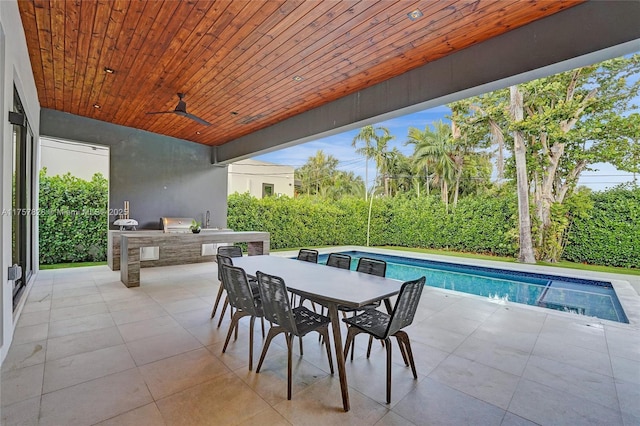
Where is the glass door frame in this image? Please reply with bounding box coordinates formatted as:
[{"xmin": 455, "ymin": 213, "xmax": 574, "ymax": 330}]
[{"xmin": 11, "ymin": 86, "xmax": 34, "ymax": 310}]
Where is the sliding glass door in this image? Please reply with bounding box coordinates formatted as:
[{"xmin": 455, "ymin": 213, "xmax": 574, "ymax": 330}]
[{"xmin": 11, "ymin": 87, "xmax": 34, "ymax": 309}]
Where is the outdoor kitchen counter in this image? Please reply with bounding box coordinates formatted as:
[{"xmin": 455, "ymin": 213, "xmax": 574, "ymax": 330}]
[{"xmin": 117, "ymin": 230, "xmax": 270, "ymax": 287}]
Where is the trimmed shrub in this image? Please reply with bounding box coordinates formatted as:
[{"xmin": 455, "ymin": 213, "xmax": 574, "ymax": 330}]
[
  {"xmin": 227, "ymin": 192, "xmax": 519, "ymax": 257},
  {"xmin": 564, "ymin": 186, "xmax": 640, "ymax": 268},
  {"xmin": 39, "ymin": 170, "xmax": 108, "ymax": 264}
]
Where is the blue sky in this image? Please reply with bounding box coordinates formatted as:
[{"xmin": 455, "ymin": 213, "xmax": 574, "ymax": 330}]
[{"xmin": 254, "ymin": 105, "xmax": 637, "ymax": 192}]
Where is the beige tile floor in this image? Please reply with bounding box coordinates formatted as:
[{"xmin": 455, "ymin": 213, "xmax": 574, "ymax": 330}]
[{"xmin": 2, "ymin": 251, "xmax": 639, "ymax": 425}]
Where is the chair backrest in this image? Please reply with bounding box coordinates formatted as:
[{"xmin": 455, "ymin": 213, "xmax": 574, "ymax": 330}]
[
  {"xmin": 297, "ymin": 249, "xmax": 318, "ymax": 263},
  {"xmin": 218, "ymin": 245, "xmax": 243, "ymax": 258},
  {"xmin": 217, "ymin": 254, "xmax": 234, "ymax": 282},
  {"xmin": 326, "ymin": 253, "xmax": 351, "ymax": 270},
  {"xmin": 256, "ymin": 271, "xmax": 298, "ymax": 335},
  {"xmin": 385, "ymin": 276, "xmax": 425, "ymax": 338},
  {"xmin": 356, "ymin": 257, "xmax": 387, "ymax": 277},
  {"xmin": 219, "ymin": 263, "xmax": 259, "ymax": 315}
]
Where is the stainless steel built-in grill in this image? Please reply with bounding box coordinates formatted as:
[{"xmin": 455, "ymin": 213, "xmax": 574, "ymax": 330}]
[{"xmin": 160, "ymin": 217, "xmax": 196, "ymax": 233}]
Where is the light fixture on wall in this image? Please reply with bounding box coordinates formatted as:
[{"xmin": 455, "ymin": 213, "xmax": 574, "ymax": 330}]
[
  {"xmin": 104, "ymin": 67, "xmax": 115, "ymax": 74},
  {"xmin": 93, "ymin": 104, "xmax": 101, "ymax": 109}
]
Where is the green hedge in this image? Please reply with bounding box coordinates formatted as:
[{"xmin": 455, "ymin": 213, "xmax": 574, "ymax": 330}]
[
  {"xmin": 228, "ymin": 188, "xmax": 639, "ymax": 268},
  {"xmin": 39, "ymin": 170, "xmax": 109, "ymax": 264},
  {"xmin": 37, "ymin": 174, "xmax": 638, "ymax": 268},
  {"xmin": 564, "ymin": 187, "xmax": 640, "ymax": 268},
  {"xmin": 228, "ymin": 192, "xmax": 519, "ymax": 257}
]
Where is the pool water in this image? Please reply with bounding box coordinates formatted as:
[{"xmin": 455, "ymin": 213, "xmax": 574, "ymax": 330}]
[{"xmin": 317, "ymin": 251, "xmax": 628, "ymax": 323}]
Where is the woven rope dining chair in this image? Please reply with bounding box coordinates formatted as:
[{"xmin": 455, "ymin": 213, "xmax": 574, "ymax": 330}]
[
  {"xmin": 339, "ymin": 257, "xmax": 387, "ymax": 357},
  {"xmin": 255, "ymin": 270, "xmax": 334, "ymax": 400},
  {"xmin": 326, "ymin": 253, "xmax": 352, "ymax": 269},
  {"xmin": 356, "ymin": 256, "xmax": 387, "ymax": 277},
  {"xmin": 308, "ymin": 253, "xmax": 351, "ymax": 316},
  {"xmin": 292, "ymin": 248, "xmax": 319, "ymax": 308},
  {"xmin": 343, "ymin": 276, "xmax": 426, "ymax": 404},
  {"xmin": 317, "ymin": 253, "xmax": 352, "ymax": 341},
  {"xmin": 219, "ymin": 263, "xmax": 265, "ymax": 370},
  {"xmin": 211, "ymin": 245, "xmax": 243, "ymax": 319},
  {"xmin": 215, "ymin": 255, "xmax": 263, "ymax": 339},
  {"xmin": 296, "ymin": 248, "xmax": 319, "ymax": 263}
]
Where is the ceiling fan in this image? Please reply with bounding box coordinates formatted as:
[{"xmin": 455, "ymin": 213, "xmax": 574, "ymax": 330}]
[{"xmin": 146, "ymin": 93, "xmax": 211, "ymax": 126}]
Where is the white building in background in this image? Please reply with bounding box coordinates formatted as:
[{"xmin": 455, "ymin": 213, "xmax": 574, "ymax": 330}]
[
  {"xmin": 40, "ymin": 137, "xmax": 109, "ymax": 179},
  {"xmin": 228, "ymin": 159, "xmax": 294, "ymax": 198}
]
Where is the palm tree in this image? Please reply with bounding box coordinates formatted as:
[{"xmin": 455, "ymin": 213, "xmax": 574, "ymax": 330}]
[
  {"xmin": 352, "ymin": 125, "xmax": 392, "ymax": 200},
  {"xmin": 406, "ymin": 126, "xmax": 433, "ymax": 196},
  {"xmin": 409, "ymin": 121, "xmax": 457, "ymax": 210},
  {"xmin": 294, "ymin": 150, "xmax": 339, "ymax": 195},
  {"xmin": 380, "ymin": 148, "xmax": 412, "ymax": 197},
  {"xmin": 371, "ymin": 130, "xmax": 394, "ymax": 197}
]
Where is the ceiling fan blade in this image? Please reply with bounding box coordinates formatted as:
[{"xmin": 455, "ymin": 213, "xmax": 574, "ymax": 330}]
[
  {"xmin": 185, "ymin": 113, "xmax": 211, "ymax": 126},
  {"xmin": 175, "ymin": 110, "xmax": 210, "ymax": 126},
  {"xmin": 147, "ymin": 93, "xmax": 211, "ymax": 126}
]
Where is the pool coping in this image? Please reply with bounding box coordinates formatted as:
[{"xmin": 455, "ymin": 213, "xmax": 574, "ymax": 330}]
[{"xmin": 273, "ymin": 246, "xmax": 640, "ymax": 328}]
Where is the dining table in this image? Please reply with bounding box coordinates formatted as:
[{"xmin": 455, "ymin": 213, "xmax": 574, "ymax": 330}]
[{"xmin": 232, "ymin": 254, "xmax": 403, "ymax": 412}]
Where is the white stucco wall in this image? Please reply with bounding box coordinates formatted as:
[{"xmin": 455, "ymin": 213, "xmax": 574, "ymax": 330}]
[
  {"xmin": 1, "ymin": 0, "xmax": 41, "ymax": 363},
  {"xmin": 40, "ymin": 137, "xmax": 109, "ymax": 180},
  {"xmin": 228, "ymin": 159, "xmax": 294, "ymax": 198}
]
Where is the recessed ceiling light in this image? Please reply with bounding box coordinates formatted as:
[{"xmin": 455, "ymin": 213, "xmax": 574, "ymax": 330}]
[
  {"xmin": 230, "ymin": 111, "xmax": 239, "ymax": 116},
  {"xmin": 196, "ymin": 131, "xmax": 201, "ymax": 135},
  {"xmin": 408, "ymin": 9, "xmax": 423, "ymax": 21},
  {"xmin": 93, "ymin": 104, "xmax": 101, "ymax": 109},
  {"xmin": 292, "ymin": 76, "xmax": 304, "ymax": 82},
  {"xmin": 103, "ymin": 67, "xmax": 115, "ymax": 74}
]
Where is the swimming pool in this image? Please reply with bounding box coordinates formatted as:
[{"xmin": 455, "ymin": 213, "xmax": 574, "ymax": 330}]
[{"xmin": 317, "ymin": 251, "xmax": 629, "ymax": 323}]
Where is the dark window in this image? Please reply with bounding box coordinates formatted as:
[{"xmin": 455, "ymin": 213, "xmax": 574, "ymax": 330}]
[{"xmin": 262, "ymin": 183, "xmax": 274, "ymax": 198}]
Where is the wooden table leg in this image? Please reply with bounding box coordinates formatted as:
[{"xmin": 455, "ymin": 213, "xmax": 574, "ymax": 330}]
[{"xmin": 327, "ymin": 303, "xmax": 350, "ymax": 412}]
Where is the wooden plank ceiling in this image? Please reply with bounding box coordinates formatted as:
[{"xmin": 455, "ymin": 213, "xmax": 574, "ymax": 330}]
[{"xmin": 19, "ymin": 0, "xmax": 583, "ymax": 147}]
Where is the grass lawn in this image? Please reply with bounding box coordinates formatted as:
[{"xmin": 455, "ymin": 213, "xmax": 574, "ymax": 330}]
[
  {"xmin": 380, "ymin": 246, "xmax": 640, "ymax": 277},
  {"xmin": 40, "ymin": 261, "xmax": 107, "ymax": 270},
  {"xmin": 39, "ymin": 246, "xmax": 639, "ymax": 278}
]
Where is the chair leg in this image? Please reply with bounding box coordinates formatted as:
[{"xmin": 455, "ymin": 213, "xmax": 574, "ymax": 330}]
[
  {"xmin": 395, "ymin": 334, "xmax": 409, "ymax": 366},
  {"xmin": 343, "ymin": 326, "xmax": 361, "ymax": 359},
  {"xmin": 366, "ymin": 333, "xmax": 385, "ymax": 358},
  {"xmin": 319, "ymin": 326, "xmax": 334, "ymax": 374},
  {"xmin": 249, "ymin": 316, "xmax": 255, "ymax": 370},
  {"xmin": 286, "ymin": 333, "xmax": 293, "ymax": 400},
  {"xmin": 211, "ymin": 284, "xmax": 225, "ymax": 319},
  {"xmin": 256, "ymin": 326, "xmax": 284, "ymax": 373},
  {"xmin": 367, "ymin": 335, "xmax": 374, "ymax": 358},
  {"xmin": 384, "ymin": 337, "xmax": 392, "ymax": 404},
  {"xmin": 222, "ymin": 310, "xmax": 242, "ymax": 353},
  {"xmin": 260, "ymin": 316, "xmax": 265, "ymax": 338},
  {"xmin": 396, "ymin": 331, "xmax": 418, "ymax": 379},
  {"xmin": 235, "ymin": 311, "xmax": 239, "ymax": 341},
  {"xmin": 299, "ymin": 336, "xmax": 304, "ymax": 356},
  {"xmin": 217, "ymin": 297, "xmax": 229, "ymax": 328},
  {"xmin": 318, "ymin": 306, "xmax": 325, "ymax": 342}
]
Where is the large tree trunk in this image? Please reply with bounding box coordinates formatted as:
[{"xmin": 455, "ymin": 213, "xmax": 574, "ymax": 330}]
[
  {"xmin": 510, "ymin": 86, "xmax": 536, "ymax": 263},
  {"xmin": 489, "ymin": 120, "xmax": 505, "ymax": 180}
]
